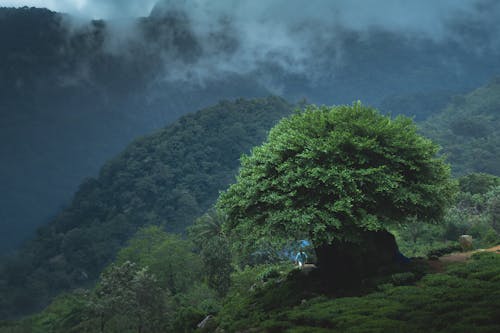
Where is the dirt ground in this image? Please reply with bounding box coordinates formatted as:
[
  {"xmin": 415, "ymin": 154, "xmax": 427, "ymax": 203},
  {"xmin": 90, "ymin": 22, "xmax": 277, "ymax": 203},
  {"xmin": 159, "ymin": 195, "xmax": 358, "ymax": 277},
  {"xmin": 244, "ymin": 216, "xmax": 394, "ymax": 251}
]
[{"xmin": 428, "ymin": 245, "xmax": 500, "ymax": 273}]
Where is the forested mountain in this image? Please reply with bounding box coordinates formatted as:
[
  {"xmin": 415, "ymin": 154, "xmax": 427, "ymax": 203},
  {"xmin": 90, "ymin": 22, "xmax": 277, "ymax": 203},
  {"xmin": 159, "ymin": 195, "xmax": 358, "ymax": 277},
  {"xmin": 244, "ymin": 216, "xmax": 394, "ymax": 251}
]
[
  {"xmin": 0, "ymin": 97, "xmax": 293, "ymax": 319},
  {"xmin": 2, "ymin": 76, "xmax": 500, "ymax": 319},
  {"xmin": 2, "ymin": 3, "xmax": 500, "ymax": 251},
  {"xmin": 1, "ymin": 100, "xmax": 499, "ymax": 333},
  {"xmin": 422, "ymin": 77, "xmax": 500, "ymax": 176},
  {"xmin": 3, "ymin": 76, "xmax": 500, "ymax": 319},
  {"xmin": 1, "ymin": 2, "xmax": 500, "ymax": 330}
]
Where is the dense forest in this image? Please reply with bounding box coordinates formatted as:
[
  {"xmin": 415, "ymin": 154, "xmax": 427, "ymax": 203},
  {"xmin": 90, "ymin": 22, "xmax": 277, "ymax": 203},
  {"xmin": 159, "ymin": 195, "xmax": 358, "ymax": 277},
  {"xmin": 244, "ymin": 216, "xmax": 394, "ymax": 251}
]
[
  {"xmin": 422, "ymin": 78, "xmax": 500, "ymax": 176},
  {"xmin": 0, "ymin": 97, "xmax": 293, "ymax": 318},
  {"xmin": 1, "ymin": 2, "xmax": 500, "ymax": 332},
  {"xmin": 1, "ymin": 101, "xmax": 499, "ymax": 332}
]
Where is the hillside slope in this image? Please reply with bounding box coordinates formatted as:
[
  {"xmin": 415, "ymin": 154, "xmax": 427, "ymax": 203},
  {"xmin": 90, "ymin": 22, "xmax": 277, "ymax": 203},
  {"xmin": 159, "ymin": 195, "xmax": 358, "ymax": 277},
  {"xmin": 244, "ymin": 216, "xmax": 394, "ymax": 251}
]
[
  {"xmin": 216, "ymin": 252, "xmax": 500, "ymax": 332},
  {"xmin": 422, "ymin": 78, "xmax": 500, "ymax": 176},
  {"xmin": 0, "ymin": 97, "xmax": 293, "ymax": 319}
]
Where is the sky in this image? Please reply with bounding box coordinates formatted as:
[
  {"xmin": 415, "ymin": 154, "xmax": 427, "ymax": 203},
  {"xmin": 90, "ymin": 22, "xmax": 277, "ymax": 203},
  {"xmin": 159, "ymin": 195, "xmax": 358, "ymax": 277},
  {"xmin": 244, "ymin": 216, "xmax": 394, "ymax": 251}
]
[
  {"xmin": 1, "ymin": 0, "xmax": 498, "ymax": 95},
  {"xmin": 0, "ymin": 0, "xmax": 158, "ymax": 18},
  {"xmin": 0, "ymin": 0, "xmax": 487, "ymax": 29},
  {"xmin": 1, "ymin": 1, "xmax": 495, "ymax": 44},
  {"xmin": 1, "ymin": 0, "xmax": 498, "ymax": 88},
  {"xmin": 2, "ymin": 0, "xmax": 499, "ymax": 93}
]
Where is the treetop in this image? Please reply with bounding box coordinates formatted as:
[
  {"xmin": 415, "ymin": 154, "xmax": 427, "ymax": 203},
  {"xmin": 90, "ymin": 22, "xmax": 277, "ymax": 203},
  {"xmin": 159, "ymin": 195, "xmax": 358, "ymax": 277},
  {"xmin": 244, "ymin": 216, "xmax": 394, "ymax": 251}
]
[{"xmin": 217, "ymin": 102, "xmax": 456, "ymax": 247}]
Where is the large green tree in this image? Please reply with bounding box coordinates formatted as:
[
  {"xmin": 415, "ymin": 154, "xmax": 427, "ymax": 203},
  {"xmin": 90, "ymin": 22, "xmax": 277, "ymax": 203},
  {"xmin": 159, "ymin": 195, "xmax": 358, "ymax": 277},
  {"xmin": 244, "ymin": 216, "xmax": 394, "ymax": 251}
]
[{"xmin": 218, "ymin": 103, "xmax": 456, "ymax": 279}]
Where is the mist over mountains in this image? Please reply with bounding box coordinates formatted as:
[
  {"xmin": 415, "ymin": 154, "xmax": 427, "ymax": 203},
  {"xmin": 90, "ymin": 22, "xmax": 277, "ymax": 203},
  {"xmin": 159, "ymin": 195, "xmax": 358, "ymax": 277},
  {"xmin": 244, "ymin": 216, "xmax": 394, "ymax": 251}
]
[{"xmin": 2, "ymin": 1, "xmax": 500, "ymax": 251}]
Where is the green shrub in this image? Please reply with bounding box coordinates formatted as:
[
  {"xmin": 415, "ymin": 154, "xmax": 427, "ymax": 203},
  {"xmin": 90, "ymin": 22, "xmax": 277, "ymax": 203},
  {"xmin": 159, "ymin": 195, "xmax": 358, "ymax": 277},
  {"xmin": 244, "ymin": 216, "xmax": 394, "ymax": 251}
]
[
  {"xmin": 171, "ymin": 306, "xmax": 205, "ymax": 333},
  {"xmin": 391, "ymin": 272, "xmax": 417, "ymax": 286},
  {"xmin": 258, "ymin": 267, "xmax": 282, "ymax": 282},
  {"xmin": 427, "ymin": 243, "xmax": 461, "ymax": 258},
  {"xmin": 483, "ymin": 229, "xmax": 499, "ymax": 247}
]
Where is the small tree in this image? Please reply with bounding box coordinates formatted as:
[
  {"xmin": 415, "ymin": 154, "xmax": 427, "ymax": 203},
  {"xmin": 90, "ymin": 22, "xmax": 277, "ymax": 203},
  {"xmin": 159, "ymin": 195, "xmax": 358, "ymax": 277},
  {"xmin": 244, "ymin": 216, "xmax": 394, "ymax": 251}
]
[
  {"xmin": 91, "ymin": 261, "xmax": 170, "ymax": 333},
  {"xmin": 217, "ymin": 103, "xmax": 456, "ymax": 279},
  {"xmin": 188, "ymin": 210, "xmax": 233, "ymax": 296},
  {"xmin": 116, "ymin": 227, "xmax": 203, "ymax": 295}
]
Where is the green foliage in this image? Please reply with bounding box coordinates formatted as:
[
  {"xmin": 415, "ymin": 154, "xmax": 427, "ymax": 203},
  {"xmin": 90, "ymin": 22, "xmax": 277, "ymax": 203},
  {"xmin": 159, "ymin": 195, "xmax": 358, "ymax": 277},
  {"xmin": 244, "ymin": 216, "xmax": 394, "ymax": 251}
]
[
  {"xmin": 117, "ymin": 227, "xmax": 203, "ymax": 294},
  {"xmin": 4, "ymin": 262, "xmax": 173, "ymax": 333},
  {"xmin": 488, "ymin": 195, "xmax": 500, "ymax": 234},
  {"xmin": 188, "ymin": 210, "xmax": 233, "ymax": 296},
  {"xmin": 394, "ymin": 176, "xmax": 500, "ymax": 257},
  {"xmin": 218, "ymin": 103, "xmax": 455, "ymax": 251},
  {"xmin": 217, "ymin": 253, "xmax": 500, "ymax": 332},
  {"xmin": 459, "ymin": 173, "xmax": 500, "ymax": 195},
  {"xmin": 29, "ymin": 291, "xmax": 90, "ymax": 333},
  {"xmin": 226, "ymin": 265, "xmax": 275, "ymax": 296},
  {"xmin": 391, "ymin": 222, "xmax": 451, "ymax": 257},
  {"xmin": 199, "ymin": 238, "xmax": 232, "ymax": 296},
  {"xmin": 174, "ymin": 283, "xmax": 221, "ymax": 315},
  {"xmin": 90, "ymin": 227, "xmax": 222, "ymax": 332},
  {"xmin": 422, "ymin": 79, "xmax": 500, "ymax": 176},
  {"xmin": 218, "ymin": 263, "xmax": 296, "ymax": 329},
  {"xmin": 443, "ymin": 186, "xmax": 500, "ymax": 249},
  {"xmin": 89, "ymin": 261, "xmax": 171, "ymax": 333},
  {"xmin": 8, "ymin": 227, "xmax": 223, "ymax": 333},
  {"xmin": 105, "ymin": 227, "xmax": 220, "ymax": 332},
  {"xmin": 390, "ymin": 272, "xmax": 417, "ymax": 286},
  {"xmin": 187, "ymin": 210, "xmax": 227, "ymax": 249},
  {"xmin": 426, "ymin": 243, "xmax": 462, "ymax": 258},
  {"xmin": 257, "ymin": 266, "xmax": 282, "ymax": 282},
  {"xmin": 171, "ymin": 306, "xmax": 205, "ymax": 333},
  {"xmin": 0, "ymin": 97, "xmax": 292, "ymax": 318}
]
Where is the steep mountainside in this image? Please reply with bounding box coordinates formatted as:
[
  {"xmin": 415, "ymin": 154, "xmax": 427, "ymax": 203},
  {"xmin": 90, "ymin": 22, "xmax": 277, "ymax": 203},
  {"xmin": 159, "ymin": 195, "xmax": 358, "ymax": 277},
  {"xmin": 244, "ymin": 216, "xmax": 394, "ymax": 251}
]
[
  {"xmin": 0, "ymin": 7, "xmax": 268, "ymax": 251},
  {"xmin": 0, "ymin": 97, "xmax": 293, "ymax": 319},
  {"xmin": 3, "ymin": 4, "xmax": 500, "ymax": 250},
  {"xmin": 422, "ymin": 78, "xmax": 500, "ymax": 176}
]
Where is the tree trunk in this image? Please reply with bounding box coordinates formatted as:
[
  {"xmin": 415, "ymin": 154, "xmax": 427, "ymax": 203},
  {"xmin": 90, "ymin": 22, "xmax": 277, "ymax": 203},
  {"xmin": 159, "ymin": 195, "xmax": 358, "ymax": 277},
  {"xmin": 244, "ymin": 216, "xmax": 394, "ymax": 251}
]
[{"xmin": 314, "ymin": 230, "xmax": 399, "ymax": 285}]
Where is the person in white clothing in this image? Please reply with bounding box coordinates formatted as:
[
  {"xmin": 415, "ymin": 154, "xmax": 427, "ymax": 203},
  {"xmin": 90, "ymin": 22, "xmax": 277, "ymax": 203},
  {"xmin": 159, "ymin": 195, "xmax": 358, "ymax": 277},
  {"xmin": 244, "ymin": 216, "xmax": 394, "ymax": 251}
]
[{"xmin": 295, "ymin": 249, "xmax": 308, "ymax": 269}]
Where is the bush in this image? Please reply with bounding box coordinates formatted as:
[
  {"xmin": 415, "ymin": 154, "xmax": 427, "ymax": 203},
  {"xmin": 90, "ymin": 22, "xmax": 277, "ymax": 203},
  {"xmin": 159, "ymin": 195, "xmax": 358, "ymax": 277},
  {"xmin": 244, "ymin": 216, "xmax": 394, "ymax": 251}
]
[
  {"xmin": 427, "ymin": 243, "xmax": 462, "ymax": 259},
  {"xmin": 391, "ymin": 272, "xmax": 417, "ymax": 286},
  {"xmin": 483, "ymin": 229, "xmax": 500, "ymax": 246},
  {"xmin": 258, "ymin": 267, "xmax": 282, "ymax": 282},
  {"xmin": 171, "ymin": 306, "xmax": 205, "ymax": 333}
]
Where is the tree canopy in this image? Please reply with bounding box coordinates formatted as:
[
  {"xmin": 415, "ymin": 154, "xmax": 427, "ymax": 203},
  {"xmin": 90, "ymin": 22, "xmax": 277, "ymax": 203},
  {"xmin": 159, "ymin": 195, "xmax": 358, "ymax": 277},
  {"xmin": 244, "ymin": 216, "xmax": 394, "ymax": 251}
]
[{"xmin": 218, "ymin": 103, "xmax": 456, "ymax": 248}]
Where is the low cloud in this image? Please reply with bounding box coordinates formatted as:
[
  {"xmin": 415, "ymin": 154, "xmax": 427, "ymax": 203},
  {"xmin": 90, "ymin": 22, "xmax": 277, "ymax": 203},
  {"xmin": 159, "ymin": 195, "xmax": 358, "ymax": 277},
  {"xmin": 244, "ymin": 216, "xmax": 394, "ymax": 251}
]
[
  {"xmin": 1, "ymin": 0, "xmax": 156, "ymax": 18},
  {"xmin": 138, "ymin": 0, "xmax": 500, "ymax": 89},
  {"xmin": 8, "ymin": 0, "xmax": 499, "ymax": 92}
]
